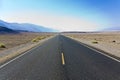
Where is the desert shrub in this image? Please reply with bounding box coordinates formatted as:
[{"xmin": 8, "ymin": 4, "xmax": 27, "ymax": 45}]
[
  {"xmin": 112, "ymin": 40, "xmax": 116, "ymax": 42},
  {"xmin": 0, "ymin": 43, "xmax": 6, "ymax": 48},
  {"xmin": 92, "ymin": 41, "xmax": 98, "ymax": 44},
  {"xmin": 31, "ymin": 39, "xmax": 39, "ymax": 42},
  {"xmin": 39, "ymin": 36, "xmax": 45, "ymax": 40},
  {"xmin": 31, "ymin": 36, "xmax": 47, "ymax": 42},
  {"xmin": 35, "ymin": 37, "xmax": 40, "ymax": 40}
]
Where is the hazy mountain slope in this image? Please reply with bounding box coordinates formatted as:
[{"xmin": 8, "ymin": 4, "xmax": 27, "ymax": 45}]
[
  {"xmin": 0, "ymin": 20, "xmax": 57, "ymax": 32},
  {"xmin": 103, "ymin": 26, "xmax": 120, "ymax": 31},
  {"xmin": 0, "ymin": 26, "xmax": 18, "ymax": 33},
  {"xmin": 9, "ymin": 23, "xmax": 56, "ymax": 32}
]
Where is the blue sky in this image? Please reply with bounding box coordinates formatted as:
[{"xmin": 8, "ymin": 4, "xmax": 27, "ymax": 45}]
[{"xmin": 1, "ymin": 0, "xmax": 120, "ymax": 31}]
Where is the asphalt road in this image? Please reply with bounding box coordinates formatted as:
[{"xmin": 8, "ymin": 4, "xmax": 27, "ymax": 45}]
[{"xmin": 0, "ymin": 35, "xmax": 120, "ymax": 80}]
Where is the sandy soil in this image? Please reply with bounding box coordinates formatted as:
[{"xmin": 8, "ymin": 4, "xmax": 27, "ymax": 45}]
[
  {"xmin": 64, "ymin": 32, "xmax": 120, "ymax": 58},
  {"xmin": 0, "ymin": 32, "xmax": 54, "ymax": 64},
  {"xmin": 0, "ymin": 32, "xmax": 54, "ymax": 51}
]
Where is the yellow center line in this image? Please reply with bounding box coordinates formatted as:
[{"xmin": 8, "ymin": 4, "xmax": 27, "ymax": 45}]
[{"xmin": 61, "ymin": 53, "xmax": 65, "ymax": 65}]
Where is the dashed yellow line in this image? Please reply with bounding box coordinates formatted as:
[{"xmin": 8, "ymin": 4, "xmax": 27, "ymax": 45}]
[{"xmin": 61, "ymin": 53, "xmax": 65, "ymax": 65}]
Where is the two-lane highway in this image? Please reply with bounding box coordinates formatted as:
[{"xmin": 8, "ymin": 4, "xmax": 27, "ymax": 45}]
[
  {"xmin": 0, "ymin": 36, "xmax": 66, "ymax": 80},
  {"xmin": 0, "ymin": 35, "xmax": 120, "ymax": 80}
]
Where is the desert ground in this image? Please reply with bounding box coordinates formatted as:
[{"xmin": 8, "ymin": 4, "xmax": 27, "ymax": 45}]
[
  {"xmin": 64, "ymin": 31, "xmax": 120, "ymax": 58},
  {"xmin": 0, "ymin": 32, "xmax": 54, "ymax": 64},
  {"xmin": 0, "ymin": 32, "xmax": 54, "ymax": 51}
]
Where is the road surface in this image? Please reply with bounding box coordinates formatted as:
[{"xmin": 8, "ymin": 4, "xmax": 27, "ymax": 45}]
[{"xmin": 0, "ymin": 35, "xmax": 120, "ymax": 80}]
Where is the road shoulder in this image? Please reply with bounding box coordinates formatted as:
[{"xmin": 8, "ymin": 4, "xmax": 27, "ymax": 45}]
[
  {"xmin": 0, "ymin": 36, "xmax": 54, "ymax": 65},
  {"xmin": 66, "ymin": 36, "xmax": 120, "ymax": 62}
]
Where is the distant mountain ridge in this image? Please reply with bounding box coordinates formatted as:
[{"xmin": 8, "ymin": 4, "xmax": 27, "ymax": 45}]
[
  {"xmin": 104, "ymin": 26, "xmax": 120, "ymax": 31},
  {"xmin": 0, "ymin": 20, "xmax": 57, "ymax": 32},
  {"xmin": 0, "ymin": 26, "xmax": 18, "ymax": 33}
]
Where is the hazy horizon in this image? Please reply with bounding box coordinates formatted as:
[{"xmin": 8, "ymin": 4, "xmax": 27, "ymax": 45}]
[{"xmin": 1, "ymin": 0, "xmax": 120, "ymax": 31}]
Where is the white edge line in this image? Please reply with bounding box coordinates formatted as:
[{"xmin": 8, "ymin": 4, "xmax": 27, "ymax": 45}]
[
  {"xmin": 0, "ymin": 44, "xmax": 40, "ymax": 69},
  {"xmin": 66, "ymin": 36, "xmax": 120, "ymax": 63},
  {"xmin": 80, "ymin": 43, "xmax": 120, "ymax": 62},
  {"xmin": 0, "ymin": 36, "xmax": 54, "ymax": 69}
]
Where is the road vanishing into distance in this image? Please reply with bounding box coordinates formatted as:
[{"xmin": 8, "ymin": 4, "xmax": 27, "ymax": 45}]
[{"xmin": 0, "ymin": 35, "xmax": 120, "ymax": 80}]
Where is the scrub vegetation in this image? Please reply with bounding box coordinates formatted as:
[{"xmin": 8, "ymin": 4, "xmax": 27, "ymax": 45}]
[
  {"xmin": 92, "ymin": 41, "xmax": 98, "ymax": 44},
  {"xmin": 31, "ymin": 35, "xmax": 51, "ymax": 42},
  {"xmin": 64, "ymin": 32, "xmax": 120, "ymax": 58},
  {"xmin": 0, "ymin": 32, "xmax": 53, "ymax": 52},
  {"xmin": 0, "ymin": 43, "xmax": 6, "ymax": 48}
]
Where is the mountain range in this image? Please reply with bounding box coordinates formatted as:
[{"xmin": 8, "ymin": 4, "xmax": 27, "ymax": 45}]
[
  {"xmin": 0, "ymin": 20, "xmax": 57, "ymax": 33},
  {"xmin": 103, "ymin": 26, "xmax": 120, "ymax": 31}
]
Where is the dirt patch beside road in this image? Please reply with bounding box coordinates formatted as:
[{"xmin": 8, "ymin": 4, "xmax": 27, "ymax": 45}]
[{"xmin": 0, "ymin": 32, "xmax": 54, "ymax": 64}]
